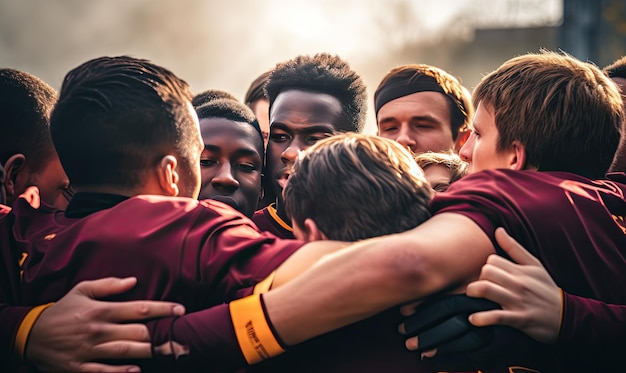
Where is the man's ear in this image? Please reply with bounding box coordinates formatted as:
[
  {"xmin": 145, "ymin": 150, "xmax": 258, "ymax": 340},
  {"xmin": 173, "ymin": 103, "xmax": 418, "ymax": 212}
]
[
  {"xmin": 156, "ymin": 155, "xmax": 179, "ymax": 196},
  {"xmin": 509, "ymin": 141, "xmax": 528, "ymax": 171},
  {"xmin": 3, "ymin": 154, "xmax": 26, "ymax": 198},
  {"xmin": 302, "ymin": 218, "xmax": 328, "ymax": 241}
]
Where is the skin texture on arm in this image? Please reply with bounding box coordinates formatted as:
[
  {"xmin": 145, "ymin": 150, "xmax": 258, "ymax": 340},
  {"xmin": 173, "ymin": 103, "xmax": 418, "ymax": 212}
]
[
  {"xmin": 270, "ymin": 240, "xmax": 349, "ymax": 289},
  {"xmin": 465, "ymin": 227, "xmax": 562, "ymax": 344},
  {"xmin": 26, "ymin": 277, "xmax": 184, "ymax": 372},
  {"xmin": 263, "ymin": 212, "xmax": 494, "ymax": 346}
]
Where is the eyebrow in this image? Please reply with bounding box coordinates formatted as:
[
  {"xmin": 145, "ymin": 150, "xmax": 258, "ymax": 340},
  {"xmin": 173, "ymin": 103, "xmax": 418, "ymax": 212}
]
[
  {"xmin": 378, "ymin": 115, "xmax": 441, "ymax": 125},
  {"xmin": 270, "ymin": 122, "xmax": 336, "ymax": 134},
  {"xmin": 203, "ymin": 145, "xmax": 262, "ymax": 158}
]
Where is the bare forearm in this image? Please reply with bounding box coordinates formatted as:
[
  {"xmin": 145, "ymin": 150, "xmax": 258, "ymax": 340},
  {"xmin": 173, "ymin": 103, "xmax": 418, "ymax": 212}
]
[
  {"xmin": 270, "ymin": 240, "xmax": 349, "ymax": 289},
  {"xmin": 264, "ymin": 213, "xmax": 494, "ymax": 346},
  {"xmin": 264, "ymin": 235, "xmax": 424, "ymax": 346}
]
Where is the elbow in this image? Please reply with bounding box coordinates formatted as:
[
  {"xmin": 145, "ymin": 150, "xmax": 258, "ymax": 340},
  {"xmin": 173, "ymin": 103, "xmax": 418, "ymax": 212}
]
[{"xmin": 363, "ymin": 236, "xmax": 431, "ymax": 301}]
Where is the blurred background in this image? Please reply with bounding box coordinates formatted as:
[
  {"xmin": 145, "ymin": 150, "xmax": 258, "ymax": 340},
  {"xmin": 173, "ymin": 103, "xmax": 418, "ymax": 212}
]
[{"xmin": 1, "ymin": 0, "xmax": 625, "ymax": 134}]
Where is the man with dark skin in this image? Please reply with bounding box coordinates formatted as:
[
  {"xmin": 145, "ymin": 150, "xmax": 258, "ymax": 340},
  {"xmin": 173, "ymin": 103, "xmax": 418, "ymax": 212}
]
[
  {"xmin": 253, "ymin": 53, "xmax": 367, "ymax": 238},
  {"xmin": 195, "ymin": 97, "xmax": 264, "ymax": 218}
]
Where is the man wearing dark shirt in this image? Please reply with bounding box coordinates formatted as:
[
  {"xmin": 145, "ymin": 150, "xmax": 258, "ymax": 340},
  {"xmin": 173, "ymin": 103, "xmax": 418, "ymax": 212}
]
[{"xmin": 12, "ymin": 56, "xmax": 336, "ymax": 371}]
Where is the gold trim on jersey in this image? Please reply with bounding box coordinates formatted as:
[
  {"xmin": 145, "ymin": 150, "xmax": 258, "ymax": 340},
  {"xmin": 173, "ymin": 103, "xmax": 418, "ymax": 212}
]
[
  {"xmin": 253, "ymin": 272, "xmax": 275, "ymax": 294},
  {"xmin": 267, "ymin": 204, "xmax": 293, "ymax": 232}
]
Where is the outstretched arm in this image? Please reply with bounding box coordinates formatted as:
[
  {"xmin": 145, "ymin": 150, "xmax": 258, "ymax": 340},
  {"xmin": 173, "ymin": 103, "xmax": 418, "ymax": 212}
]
[
  {"xmin": 264, "ymin": 213, "xmax": 493, "ymax": 346},
  {"xmin": 147, "ymin": 213, "xmax": 494, "ymax": 369},
  {"xmin": 25, "ymin": 277, "xmax": 184, "ymax": 372}
]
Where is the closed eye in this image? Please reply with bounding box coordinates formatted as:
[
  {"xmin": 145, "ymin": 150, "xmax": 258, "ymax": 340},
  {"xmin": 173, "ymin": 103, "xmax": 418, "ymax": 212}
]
[{"xmin": 200, "ymin": 159, "xmax": 218, "ymax": 167}]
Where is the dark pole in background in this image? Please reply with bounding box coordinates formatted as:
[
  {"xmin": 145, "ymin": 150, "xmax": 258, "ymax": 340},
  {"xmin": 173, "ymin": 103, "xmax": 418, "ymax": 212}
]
[
  {"xmin": 558, "ymin": 0, "xmax": 602, "ymax": 64},
  {"xmin": 559, "ymin": 0, "xmax": 626, "ymax": 67}
]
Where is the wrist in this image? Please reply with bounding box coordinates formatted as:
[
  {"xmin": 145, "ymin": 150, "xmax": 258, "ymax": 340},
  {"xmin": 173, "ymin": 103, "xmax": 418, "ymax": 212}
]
[
  {"xmin": 16, "ymin": 303, "xmax": 55, "ymax": 360},
  {"xmin": 229, "ymin": 294, "xmax": 285, "ymax": 365}
]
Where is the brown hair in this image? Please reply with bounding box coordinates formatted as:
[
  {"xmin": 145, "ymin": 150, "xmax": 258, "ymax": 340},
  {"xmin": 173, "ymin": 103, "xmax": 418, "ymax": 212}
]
[
  {"xmin": 284, "ymin": 133, "xmax": 433, "ymax": 241},
  {"xmin": 473, "ymin": 51, "xmax": 622, "ymax": 179},
  {"xmin": 244, "ymin": 69, "xmax": 271, "ymax": 106},
  {"xmin": 415, "ymin": 150, "xmax": 468, "ymax": 192},
  {"xmin": 603, "ymin": 56, "xmax": 626, "ymax": 79}
]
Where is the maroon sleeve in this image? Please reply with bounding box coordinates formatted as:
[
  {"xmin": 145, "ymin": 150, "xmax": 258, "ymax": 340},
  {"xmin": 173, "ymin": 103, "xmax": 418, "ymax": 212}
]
[
  {"xmin": 147, "ymin": 303, "xmax": 248, "ymax": 371},
  {"xmin": 559, "ymin": 291, "xmax": 626, "ymax": 346},
  {"xmin": 428, "ymin": 170, "xmax": 526, "ymax": 258},
  {"xmin": 190, "ymin": 201, "xmax": 303, "ymax": 303},
  {"xmin": 0, "ymin": 205, "xmax": 28, "ymax": 369},
  {"xmin": 0, "ymin": 305, "xmax": 30, "ymax": 370}
]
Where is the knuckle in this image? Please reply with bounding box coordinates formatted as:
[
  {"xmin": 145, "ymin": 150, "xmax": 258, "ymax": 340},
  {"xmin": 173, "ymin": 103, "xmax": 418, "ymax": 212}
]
[
  {"xmin": 134, "ymin": 302, "xmax": 151, "ymax": 316},
  {"xmin": 84, "ymin": 322, "xmax": 104, "ymax": 339},
  {"xmin": 80, "ymin": 305, "xmax": 107, "ymax": 321},
  {"xmin": 113, "ymin": 343, "xmax": 131, "ymax": 356}
]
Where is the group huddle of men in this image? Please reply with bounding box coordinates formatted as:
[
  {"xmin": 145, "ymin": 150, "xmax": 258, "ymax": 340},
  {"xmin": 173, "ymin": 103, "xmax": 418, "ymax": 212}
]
[{"xmin": 1, "ymin": 50, "xmax": 626, "ymax": 372}]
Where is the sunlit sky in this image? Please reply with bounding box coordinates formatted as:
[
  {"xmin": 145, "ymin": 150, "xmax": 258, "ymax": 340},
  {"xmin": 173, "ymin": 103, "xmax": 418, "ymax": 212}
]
[{"xmin": 0, "ymin": 0, "xmax": 562, "ymax": 133}]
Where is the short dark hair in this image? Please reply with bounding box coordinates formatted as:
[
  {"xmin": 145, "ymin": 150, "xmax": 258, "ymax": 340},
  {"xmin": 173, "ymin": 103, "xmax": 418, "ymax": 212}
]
[
  {"xmin": 474, "ymin": 51, "xmax": 622, "ymax": 179},
  {"xmin": 0, "ymin": 68, "xmax": 57, "ymax": 170},
  {"xmin": 50, "ymin": 56, "xmax": 196, "ymax": 189},
  {"xmin": 244, "ymin": 70, "xmax": 271, "ymax": 106},
  {"xmin": 192, "ymin": 89, "xmax": 238, "ymax": 108},
  {"xmin": 265, "ymin": 53, "xmax": 367, "ymax": 133},
  {"xmin": 603, "ymin": 56, "xmax": 626, "ymax": 79},
  {"xmin": 195, "ymin": 98, "xmax": 264, "ymax": 158},
  {"xmin": 285, "ymin": 133, "xmax": 433, "ymax": 241}
]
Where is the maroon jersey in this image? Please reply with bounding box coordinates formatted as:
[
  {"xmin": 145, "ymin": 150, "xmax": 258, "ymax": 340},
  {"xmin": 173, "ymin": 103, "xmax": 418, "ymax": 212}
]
[
  {"xmin": 252, "ymin": 204, "xmax": 294, "ymax": 239},
  {"xmin": 0, "ymin": 203, "xmax": 31, "ymax": 370},
  {"xmin": 147, "ymin": 170, "xmax": 626, "ymax": 372},
  {"xmin": 561, "ymin": 292, "xmax": 626, "ymax": 346},
  {"xmin": 431, "ymin": 169, "xmax": 626, "ymax": 372},
  {"xmin": 249, "ymin": 308, "xmax": 425, "ymax": 372},
  {"xmin": 0, "ymin": 203, "xmax": 19, "ymax": 304},
  {"xmin": 16, "ymin": 192, "xmax": 303, "ymax": 310}
]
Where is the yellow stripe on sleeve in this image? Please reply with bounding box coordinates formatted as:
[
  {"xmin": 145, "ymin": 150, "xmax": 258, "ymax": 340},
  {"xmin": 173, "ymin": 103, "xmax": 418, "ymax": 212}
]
[
  {"xmin": 230, "ymin": 294, "xmax": 284, "ymax": 364},
  {"xmin": 15, "ymin": 303, "xmax": 54, "ymax": 358},
  {"xmin": 253, "ymin": 272, "xmax": 275, "ymax": 294}
]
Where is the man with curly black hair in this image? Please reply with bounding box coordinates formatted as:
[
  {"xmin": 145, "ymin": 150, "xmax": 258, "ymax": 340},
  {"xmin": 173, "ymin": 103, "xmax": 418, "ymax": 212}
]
[{"xmin": 253, "ymin": 53, "xmax": 367, "ymax": 238}]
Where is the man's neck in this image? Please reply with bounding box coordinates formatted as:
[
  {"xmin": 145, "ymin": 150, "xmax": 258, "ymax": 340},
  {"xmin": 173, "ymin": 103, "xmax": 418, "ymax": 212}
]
[{"xmin": 73, "ymin": 184, "xmax": 163, "ymax": 198}]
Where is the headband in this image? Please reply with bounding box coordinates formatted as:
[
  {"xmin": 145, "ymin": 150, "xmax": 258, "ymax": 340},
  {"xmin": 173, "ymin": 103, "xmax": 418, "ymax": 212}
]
[{"xmin": 374, "ymin": 78, "xmax": 447, "ymax": 116}]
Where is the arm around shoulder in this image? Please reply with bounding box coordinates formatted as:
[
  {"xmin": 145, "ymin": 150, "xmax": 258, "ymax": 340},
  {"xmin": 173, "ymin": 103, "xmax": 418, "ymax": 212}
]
[{"xmin": 264, "ymin": 212, "xmax": 495, "ymax": 346}]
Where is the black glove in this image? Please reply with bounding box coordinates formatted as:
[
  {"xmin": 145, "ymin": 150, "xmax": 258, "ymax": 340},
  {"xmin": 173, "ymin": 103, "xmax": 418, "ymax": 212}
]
[
  {"xmin": 402, "ymin": 294, "xmax": 548, "ymax": 371},
  {"xmin": 402, "ymin": 294, "xmax": 500, "ymax": 353}
]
